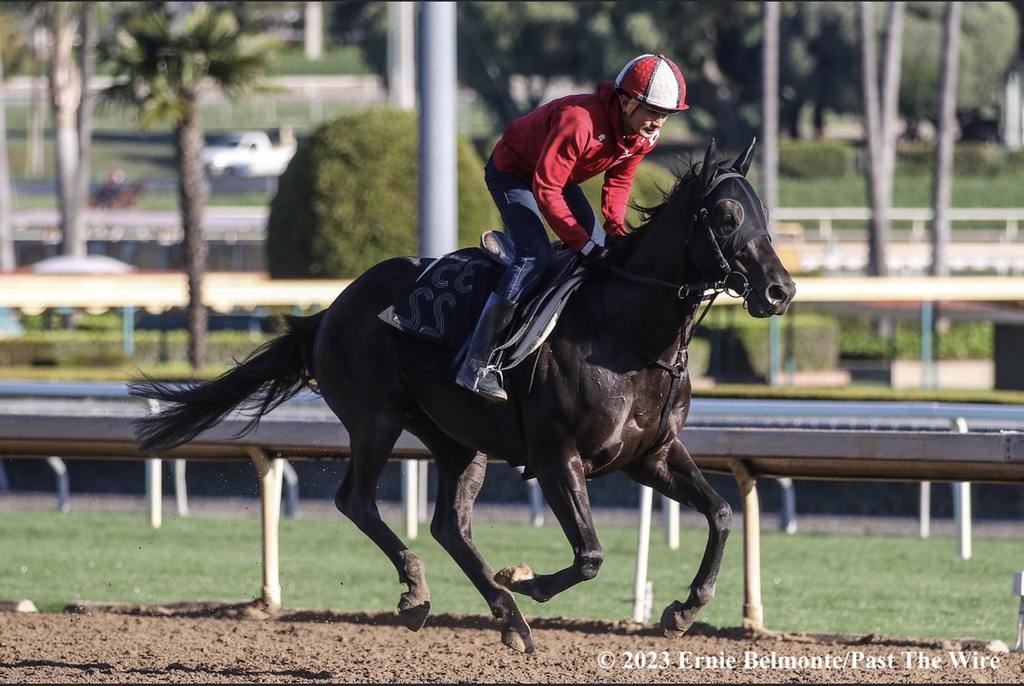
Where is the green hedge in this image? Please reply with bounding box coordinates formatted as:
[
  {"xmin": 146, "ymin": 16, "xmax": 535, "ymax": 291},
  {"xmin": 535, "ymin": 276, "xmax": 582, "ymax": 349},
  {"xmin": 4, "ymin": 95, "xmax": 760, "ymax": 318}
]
[
  {"xmin": 778, "ymin": 140, "xmax": 857, "ymax": 179},
  {"xmin": 579, "ymin": 161, "xmax": 678, "ymax": 230},
  {"xmin": 267, "ymin": 108, "xmax": 498, "ymax": 279},
  {"xmin": 838, "ymin": 318, "xmax": 993, "ymax": 361},
  {"xmin": 0, "ymin": 331, "xmax": 272, "ymax": 367},
  {"xmin": 897, "ymin": 142, "xmax": 1005, "ymax": 176},
  {"xmin": 696, "ymin": 311, "xmax": 840, "ymax": 380}
]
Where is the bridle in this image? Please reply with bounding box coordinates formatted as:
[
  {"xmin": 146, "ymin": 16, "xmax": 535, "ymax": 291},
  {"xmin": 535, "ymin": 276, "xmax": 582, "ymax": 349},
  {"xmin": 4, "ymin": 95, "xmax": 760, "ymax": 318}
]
[{"xmin": 601, "ymin": 169, "xmax": 755, "ymax": 307}]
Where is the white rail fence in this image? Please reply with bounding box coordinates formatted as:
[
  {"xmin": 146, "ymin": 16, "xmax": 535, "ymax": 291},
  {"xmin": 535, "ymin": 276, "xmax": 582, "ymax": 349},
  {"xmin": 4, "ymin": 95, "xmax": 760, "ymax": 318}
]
[{"xmin": 1, "ymin": 390, "xmax": 1022, "ymax": 630}]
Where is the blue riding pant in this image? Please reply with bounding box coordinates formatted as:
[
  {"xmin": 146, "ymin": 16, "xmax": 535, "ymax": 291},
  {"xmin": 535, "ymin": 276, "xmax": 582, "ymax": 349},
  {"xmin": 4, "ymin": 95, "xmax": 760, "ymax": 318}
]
[{"xmin": 484, "ymin": 155, "xmax": 600, "ymax": 304}]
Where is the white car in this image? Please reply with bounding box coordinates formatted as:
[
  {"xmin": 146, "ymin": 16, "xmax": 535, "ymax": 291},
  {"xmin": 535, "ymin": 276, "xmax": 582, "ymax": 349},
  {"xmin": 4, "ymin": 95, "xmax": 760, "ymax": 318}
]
[{"xmin": 203, "ymin": 131, "xmax": 296, "ymax": 177}]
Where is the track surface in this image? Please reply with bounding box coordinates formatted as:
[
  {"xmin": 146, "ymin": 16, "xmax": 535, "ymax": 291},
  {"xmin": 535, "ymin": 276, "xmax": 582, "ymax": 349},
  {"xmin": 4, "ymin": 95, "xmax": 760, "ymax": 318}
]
[{"xmin": 0, "ymin": 605, "xmax": 1019, "ymax": 684}]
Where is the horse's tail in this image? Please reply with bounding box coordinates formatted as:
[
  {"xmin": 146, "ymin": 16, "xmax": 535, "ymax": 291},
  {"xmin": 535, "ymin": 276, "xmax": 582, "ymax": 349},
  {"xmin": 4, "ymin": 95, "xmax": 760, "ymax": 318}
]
[{"xmin": 129, "ymin": 311, "xmax": 325, "ymax": 452}]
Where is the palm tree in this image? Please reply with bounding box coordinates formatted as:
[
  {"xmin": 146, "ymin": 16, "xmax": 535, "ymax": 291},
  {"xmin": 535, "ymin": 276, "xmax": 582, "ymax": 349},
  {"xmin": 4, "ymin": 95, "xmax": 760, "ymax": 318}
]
[{"xmin": 101, "ymin": 6, "xmax": 278, "ymax": 370}]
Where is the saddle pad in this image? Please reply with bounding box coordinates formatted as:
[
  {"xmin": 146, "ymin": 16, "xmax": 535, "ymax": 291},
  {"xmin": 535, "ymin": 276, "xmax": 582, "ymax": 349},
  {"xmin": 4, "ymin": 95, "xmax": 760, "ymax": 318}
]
[{"xmin": 378, "ymin": 249, "xmax": 501, "ymax": 350}]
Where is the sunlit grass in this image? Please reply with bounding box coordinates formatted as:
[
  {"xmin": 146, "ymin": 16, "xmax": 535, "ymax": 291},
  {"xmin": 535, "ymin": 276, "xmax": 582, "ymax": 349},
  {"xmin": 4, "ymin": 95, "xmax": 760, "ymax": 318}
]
[{"xmin": 0, "ymin": 510, "xmax": 1017, "ymax": 644}]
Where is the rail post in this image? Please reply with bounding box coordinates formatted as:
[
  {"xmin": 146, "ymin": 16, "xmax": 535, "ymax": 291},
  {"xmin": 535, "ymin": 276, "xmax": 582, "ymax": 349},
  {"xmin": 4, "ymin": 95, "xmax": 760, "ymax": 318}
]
[
  {"xmin": 731, "ymin": 460, "xmax": 763, "ymax": 630},
  {"xmin": 247, "ymin": 447, "xmax": 283, "ymax": 610},
  {"xmin": 952, "ymin": 417, "xmax": 972, "ymax": 560},
  {"xmin": 663, "ymin": 494, "xmax": 680, "ymax": 549},
  {"xmin": 1014, "ymin": 572, "xmax": 1024, "ymax": 652},
  {"xmin": 632, "ymin": 485, "xmax": 654, "ymax": 623},
  {"xmin": 46, "ymin": 456, "xmax": 70, "ymax": 513}
]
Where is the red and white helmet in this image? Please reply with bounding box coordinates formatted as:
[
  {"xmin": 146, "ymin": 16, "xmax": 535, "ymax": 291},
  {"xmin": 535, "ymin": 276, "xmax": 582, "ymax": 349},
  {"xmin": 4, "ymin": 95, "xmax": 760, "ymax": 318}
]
[{"xmin": 614, "ymin": 54, "xmax": 688, "ymax": 112}]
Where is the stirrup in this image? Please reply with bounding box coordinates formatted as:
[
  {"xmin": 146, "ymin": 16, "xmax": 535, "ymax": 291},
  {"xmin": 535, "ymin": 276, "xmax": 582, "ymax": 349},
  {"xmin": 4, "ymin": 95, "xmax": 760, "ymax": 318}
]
[{"xmin": 466, "ymin": 365, "xmax": 507, "ymax": 401}]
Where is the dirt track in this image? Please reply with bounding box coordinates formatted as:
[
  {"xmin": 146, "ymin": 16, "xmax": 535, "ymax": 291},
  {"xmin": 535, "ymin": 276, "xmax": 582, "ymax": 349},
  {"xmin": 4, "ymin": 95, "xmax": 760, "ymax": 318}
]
[{"xmin": 0, "ymin": 605, "xmax": 1020, "ymax": 684}]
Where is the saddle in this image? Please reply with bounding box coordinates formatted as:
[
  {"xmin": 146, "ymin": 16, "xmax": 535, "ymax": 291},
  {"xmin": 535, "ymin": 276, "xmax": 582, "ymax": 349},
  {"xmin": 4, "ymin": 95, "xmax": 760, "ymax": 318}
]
[{"xmin": 378, "ymin": 232, "xmax": 587, "ymax": 371}]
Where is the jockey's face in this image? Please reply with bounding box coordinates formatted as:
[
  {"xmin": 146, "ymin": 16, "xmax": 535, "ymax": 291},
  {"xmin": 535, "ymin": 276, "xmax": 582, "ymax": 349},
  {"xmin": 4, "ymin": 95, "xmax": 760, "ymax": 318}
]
[{"xmin": 618, "ymin": 94, "xmax": 674, "ymax": 141}]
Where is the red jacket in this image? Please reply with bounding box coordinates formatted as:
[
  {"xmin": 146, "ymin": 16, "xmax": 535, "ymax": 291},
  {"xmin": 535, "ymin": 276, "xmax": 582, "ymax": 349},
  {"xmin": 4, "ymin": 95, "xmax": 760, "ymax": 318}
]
[{"xmin": 491, "ymin": 81, "xmax": 659, "ymax": 251}]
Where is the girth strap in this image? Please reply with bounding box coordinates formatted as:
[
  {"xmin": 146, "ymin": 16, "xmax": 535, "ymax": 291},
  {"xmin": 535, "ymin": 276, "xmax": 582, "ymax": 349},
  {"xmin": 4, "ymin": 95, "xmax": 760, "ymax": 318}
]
[{"xmin": 649, "ymin": 350, "xmax": 687, "ymax": 450}]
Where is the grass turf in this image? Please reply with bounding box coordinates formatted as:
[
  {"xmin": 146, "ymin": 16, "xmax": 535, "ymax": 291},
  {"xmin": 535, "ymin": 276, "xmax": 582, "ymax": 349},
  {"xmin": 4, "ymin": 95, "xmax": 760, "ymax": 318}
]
[{"xmin": 0, "ymin": 510, "xmax": 1017, "ymax": 644}]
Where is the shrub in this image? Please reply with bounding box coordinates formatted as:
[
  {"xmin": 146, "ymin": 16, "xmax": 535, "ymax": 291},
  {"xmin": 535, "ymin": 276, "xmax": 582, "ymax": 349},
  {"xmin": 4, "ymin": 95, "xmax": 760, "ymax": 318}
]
[
  {"xmin": 897, "ymin": 142, "xmax": 1004, "ymax": 176},
  {"xmin": 778, "ymin": 140, "xmax": 856, "ymax": 179},
  {"xmin": 267, "ymin": 108, "xmax": 498, "ymax": 279},
  {"xmin": 838, "ymin": 317, "xmax": 993, "ymax": 361},
  {"xmin": 696, "ymin": 311, "xmax": 840, "ymax": 380},
  {"xmin": 579, "ymin": 161, "xmax": 678, "ymax": 231},
  {"xmin": 0, "ymin": 331, "xmax": 272, "ymax": 367}
]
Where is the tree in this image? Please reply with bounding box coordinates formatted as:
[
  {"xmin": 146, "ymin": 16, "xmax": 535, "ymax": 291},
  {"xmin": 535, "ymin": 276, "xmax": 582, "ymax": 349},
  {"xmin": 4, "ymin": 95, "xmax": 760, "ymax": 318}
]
[
  {"xmin": 42, "ymin": 3, "xmax": 86, "ymax": 258},
  {"xmin": 0, "ymin": 6, "xmax": 33, "ymax": 271},
  {"xmin": 860, "ymin": 2, "xmax": 905, "ymax": 277},
  {"xmin": 900, "ymin": 2, "xmax": 1018, "ymax": 138},
  {"xmin": 930, "ymin": 2, "xmax": 962, "ymax": 278},
  {"xmin": 101, "ymin": 6, "xmax": 279, "ymax": 370}
]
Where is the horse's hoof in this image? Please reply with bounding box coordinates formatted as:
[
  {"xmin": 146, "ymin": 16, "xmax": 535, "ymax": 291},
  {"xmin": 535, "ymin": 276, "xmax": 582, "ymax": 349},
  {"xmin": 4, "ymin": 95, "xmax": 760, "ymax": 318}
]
[
  {"xmin": 397, "ymin": 599, "xmax": 430, "ymax": 632},
  {"xmin": 494, "ymin": 563, "xmax": 534, "ymax": 590},
  {"xmin": 501, "ymin": 624, "xmax": 535, "ymax": 654},
  {"xmin": 660, "ymin": 601, "xmax": 696, "ymax": 638}
]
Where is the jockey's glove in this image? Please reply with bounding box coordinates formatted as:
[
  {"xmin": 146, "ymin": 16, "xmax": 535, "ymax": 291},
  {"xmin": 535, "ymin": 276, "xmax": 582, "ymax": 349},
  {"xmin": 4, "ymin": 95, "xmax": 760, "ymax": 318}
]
[{"xmin": 580, "ymin": 239, "xmax": 613, "ymax": 269}]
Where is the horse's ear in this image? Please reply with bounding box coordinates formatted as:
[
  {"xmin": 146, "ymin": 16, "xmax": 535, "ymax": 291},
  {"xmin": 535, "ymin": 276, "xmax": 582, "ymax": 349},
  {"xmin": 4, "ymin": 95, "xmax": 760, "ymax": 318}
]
[
  {"xmin": 733, "ymin": 137, "xmax": 757, "ymax": 177},
  {"xmin": 700, "ymin": 138, "xmax": 718, "ymax": 191}
]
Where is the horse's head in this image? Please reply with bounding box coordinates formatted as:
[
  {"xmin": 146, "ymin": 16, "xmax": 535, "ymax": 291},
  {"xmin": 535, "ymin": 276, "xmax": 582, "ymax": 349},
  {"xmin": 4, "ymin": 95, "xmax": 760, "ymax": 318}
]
[{"xmin": 689, "ymin": 138, "xmax": 796, "ymax": 317}]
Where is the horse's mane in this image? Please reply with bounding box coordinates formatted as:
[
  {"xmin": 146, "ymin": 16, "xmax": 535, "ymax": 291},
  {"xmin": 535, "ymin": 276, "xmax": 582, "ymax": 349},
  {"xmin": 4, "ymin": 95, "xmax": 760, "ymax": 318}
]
[{"xmin": 623, "ymin": 155, "xmax": 733, "ymax": 238}]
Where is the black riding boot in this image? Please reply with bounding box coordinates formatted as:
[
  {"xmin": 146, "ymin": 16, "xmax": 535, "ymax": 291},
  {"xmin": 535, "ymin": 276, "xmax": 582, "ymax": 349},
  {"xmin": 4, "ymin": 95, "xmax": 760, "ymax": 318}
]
[{"xmin": 456, "ymin": 293, "xmax": 516, "ymax": 402}]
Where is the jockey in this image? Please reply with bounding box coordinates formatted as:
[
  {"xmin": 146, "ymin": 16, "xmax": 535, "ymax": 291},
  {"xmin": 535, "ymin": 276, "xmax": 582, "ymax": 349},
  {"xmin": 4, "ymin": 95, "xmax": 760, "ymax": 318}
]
[{"xmin": 457, "ymin": 54, "xmax": 689, "ymax": 402}]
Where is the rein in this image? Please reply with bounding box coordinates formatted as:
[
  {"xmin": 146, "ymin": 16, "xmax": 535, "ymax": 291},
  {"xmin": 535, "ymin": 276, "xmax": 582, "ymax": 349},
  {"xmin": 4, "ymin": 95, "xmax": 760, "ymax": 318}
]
[{"xmin": 598, "ymin": 170, "xmax": 754, "ymax": 460}]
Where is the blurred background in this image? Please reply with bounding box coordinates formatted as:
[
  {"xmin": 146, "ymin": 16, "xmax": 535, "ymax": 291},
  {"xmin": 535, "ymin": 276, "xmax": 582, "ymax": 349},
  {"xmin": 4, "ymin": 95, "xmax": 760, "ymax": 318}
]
[{"xmin": 1, "ymin": 1, "xmax": 1024, "ymax": 519}]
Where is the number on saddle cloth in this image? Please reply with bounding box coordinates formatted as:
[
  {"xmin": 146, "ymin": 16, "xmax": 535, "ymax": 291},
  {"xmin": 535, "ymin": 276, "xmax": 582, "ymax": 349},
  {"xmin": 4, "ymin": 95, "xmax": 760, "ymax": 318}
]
[
  {"xmin": 378, "ymin": 249, "xmax": 503, "ymax": 351},
  {"xmin": 379, "ymin": 233, "xmax": 588, "ymax": 373}
]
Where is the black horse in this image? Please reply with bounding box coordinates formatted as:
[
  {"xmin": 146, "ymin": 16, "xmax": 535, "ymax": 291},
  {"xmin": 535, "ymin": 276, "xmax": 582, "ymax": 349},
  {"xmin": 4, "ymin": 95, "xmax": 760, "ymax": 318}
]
[{"xmin": 131, "ymin": 139, "xmax": 795, "ymax": 653}]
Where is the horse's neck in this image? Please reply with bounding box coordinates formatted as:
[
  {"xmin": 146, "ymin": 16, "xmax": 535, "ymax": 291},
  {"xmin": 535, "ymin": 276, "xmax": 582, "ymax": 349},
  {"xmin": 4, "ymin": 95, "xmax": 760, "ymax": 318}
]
[{"xmin": 597, "ymin": 194, "xmax": 704, "ymax": 362}]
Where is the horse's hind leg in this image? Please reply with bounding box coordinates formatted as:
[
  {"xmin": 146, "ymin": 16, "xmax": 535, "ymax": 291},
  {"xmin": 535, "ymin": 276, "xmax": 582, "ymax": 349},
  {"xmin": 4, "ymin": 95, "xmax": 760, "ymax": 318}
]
[
  {"xmin": 494, "ymin": 453, "xmax": 604, "ymax": 603},
  {"xmin": 625, "ymin": 439, "xmax": 732, "ymax": 637},
  {"xmin": 333, "ymin": 414, "xmax": 431, "ymax": 631},
  {"xmin": 417, "ymin": 425, "xmax": 534, "ymax": 653}
]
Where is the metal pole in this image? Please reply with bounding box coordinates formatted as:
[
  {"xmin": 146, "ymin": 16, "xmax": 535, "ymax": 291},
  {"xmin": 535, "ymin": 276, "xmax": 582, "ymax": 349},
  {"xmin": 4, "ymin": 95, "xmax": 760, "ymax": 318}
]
[
  {"xmin": 919, "ymin": 482, "xmax": 931, "ymax": 538},
  {"xmin": 768, "ymin": 315, "xmax": 781, "ymax": 387},
  {"xmin": 953, "ymin": 417, "xmax": 971, "ymax": 560},
  {"xmin": 777, "ymin": 477, "xmax": 797, "ymax": 534},
  {"xmin": 662, "ymin": 494, "xmax": 680, "ymax": 549},
  {"xmin": 122, "ymin": 306, "xmax": 135, "ymax": 358},
  {"xmin": 418, "ymin": 459, "xmax": 429, "ymax": 523},
  {"xmin": 388, "ymin": 2, "xmax": 416, "ymax": 111},
  {"xmin": 46, "ymin": 457, "xmax": 70, "ymax": 513},
  {"xmin": 282, "ymin": 460, "xmax": 299, "ymax": 519},
  {"xmin": 418, "ymin": 1, "xmax": 458, "ymax": 259},
  {"xmin": 921, "ymin": 300, "xmax": 934, "ymax": 389},
  {"xmin": 528, "ymin": 479, "xmax": 544, "ymax": 527},
  {"xmin": 402, "ymin": 461, "xmax": 418, "ymax": 539},
  {"xmin": 145, "ymin": 458, "xmax": 161, "ymax": 528},
  {"xmin": 173, "ymin": 459, "xmax": 188, "ymax": 517},
  {"xmin": 632, "ymin": 485, "xmax": 653, "ymax": 623}
]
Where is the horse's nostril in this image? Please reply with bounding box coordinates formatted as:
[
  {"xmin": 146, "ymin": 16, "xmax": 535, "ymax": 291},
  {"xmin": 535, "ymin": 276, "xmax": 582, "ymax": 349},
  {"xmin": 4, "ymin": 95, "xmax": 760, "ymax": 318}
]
[{"xmin": 766, "ymin": 284, "xmax": 788, "ymax": 306}]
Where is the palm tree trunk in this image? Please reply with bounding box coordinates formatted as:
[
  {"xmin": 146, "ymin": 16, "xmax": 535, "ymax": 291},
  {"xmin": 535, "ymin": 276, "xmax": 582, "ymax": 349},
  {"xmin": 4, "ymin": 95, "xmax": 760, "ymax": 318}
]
[
  {"xmin": 930, "ymin": 2, "xmax": 961, "ymax": 278},
  {"xmin": 76, "ymin": 3, "xmax": 96, "ymax": 229},
  {"xmin": 46, "ymin": 4, "xmax": 85, "ymax": 259},
  {"xmin": 860, "ymin": 2, "xmax": 904, "ymax": 277},
  {"xmin": 0, "ymin": 57, "xmax": 14, "ymax": 271},
  {"xmin": 175, "ymin": 98, "xmax": 208, "ymax": 371}
]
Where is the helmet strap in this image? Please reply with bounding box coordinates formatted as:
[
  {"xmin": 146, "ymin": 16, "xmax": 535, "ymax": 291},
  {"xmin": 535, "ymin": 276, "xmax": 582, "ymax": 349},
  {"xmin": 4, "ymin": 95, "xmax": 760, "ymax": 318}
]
[{"xmin": 622, "ymin": 97, "xmax": 640, "ymax": 118}]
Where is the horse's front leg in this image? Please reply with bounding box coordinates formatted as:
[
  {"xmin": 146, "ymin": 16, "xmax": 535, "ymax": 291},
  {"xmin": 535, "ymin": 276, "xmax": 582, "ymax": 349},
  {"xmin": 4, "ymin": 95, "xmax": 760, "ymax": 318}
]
[
  {"xmin": 494, "ymin": 453, "xmax": 604, "ymax": 602},
  {"xmin": 625, "ymin": 439, "xmax": 732, "ymax": 637}
]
